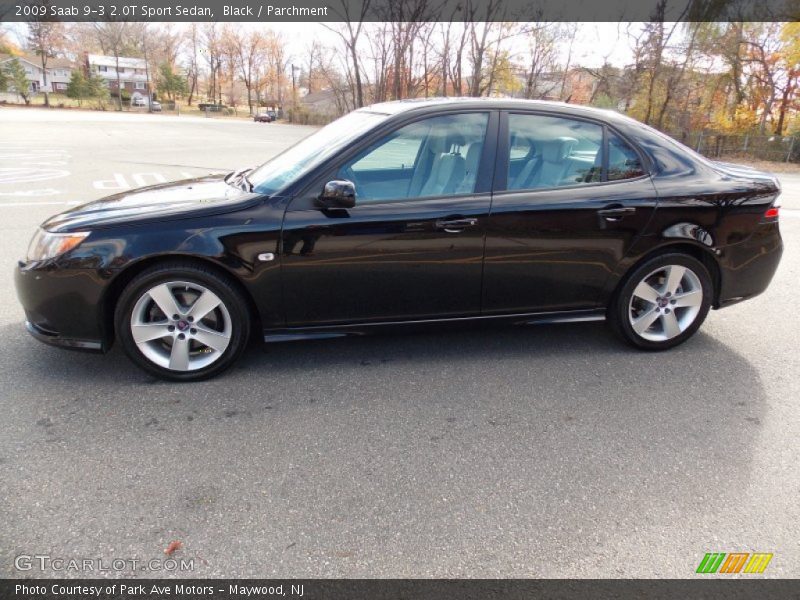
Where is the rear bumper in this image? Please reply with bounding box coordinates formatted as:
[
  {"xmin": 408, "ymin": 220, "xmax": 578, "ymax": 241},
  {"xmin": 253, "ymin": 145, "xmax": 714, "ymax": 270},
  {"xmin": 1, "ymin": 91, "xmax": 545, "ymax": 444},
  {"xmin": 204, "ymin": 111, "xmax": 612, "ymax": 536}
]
[{"xmin": 717, "ymin": 222, "xmax": 783, "ymax": 308}]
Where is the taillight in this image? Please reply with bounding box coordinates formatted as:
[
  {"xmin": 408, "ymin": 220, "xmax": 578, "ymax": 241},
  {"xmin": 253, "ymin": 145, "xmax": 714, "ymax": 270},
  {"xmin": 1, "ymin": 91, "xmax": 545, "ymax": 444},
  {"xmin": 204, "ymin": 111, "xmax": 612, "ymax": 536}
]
[{"xmin": 764, "ymin": 207, "xmax": 779, "ymax": 220}]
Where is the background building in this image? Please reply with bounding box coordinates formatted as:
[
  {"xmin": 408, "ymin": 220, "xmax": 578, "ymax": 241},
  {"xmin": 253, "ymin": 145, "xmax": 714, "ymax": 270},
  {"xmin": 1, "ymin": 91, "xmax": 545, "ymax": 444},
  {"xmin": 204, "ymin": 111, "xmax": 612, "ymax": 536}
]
[{"xmin": 0, "ymin": 53, "xmax": 75, "ymax": 94}]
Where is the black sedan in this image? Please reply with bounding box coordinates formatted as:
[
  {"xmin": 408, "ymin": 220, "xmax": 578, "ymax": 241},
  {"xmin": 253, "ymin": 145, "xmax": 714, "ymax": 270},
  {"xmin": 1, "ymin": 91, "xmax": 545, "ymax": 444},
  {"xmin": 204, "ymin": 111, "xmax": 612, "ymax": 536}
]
[{"xmin": 15, "ymin": 99, "xmax": 783, "ymax": 381}]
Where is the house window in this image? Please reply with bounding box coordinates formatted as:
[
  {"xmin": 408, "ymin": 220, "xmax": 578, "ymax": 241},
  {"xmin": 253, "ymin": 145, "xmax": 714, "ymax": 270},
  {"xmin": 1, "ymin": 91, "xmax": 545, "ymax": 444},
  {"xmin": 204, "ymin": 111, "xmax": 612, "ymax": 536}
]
[
  {"xmin": 119, "ymin": 68, "xmax": 126, "ymax": 74},
  {"xmin": 98, "ymin": 65, "xmax": 108, "ymax": 72},
  {"xmin": 135, "ymin": 82, "xmax": 145, "ymax": 90}
]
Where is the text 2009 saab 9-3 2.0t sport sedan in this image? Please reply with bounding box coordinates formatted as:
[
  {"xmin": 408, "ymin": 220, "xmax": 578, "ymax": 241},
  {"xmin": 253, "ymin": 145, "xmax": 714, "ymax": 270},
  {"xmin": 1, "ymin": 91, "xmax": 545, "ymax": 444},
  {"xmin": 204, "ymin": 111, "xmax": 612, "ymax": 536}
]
[{"xmin": 15, "ymin": 99, "xmax": 783, "ymax": 381}]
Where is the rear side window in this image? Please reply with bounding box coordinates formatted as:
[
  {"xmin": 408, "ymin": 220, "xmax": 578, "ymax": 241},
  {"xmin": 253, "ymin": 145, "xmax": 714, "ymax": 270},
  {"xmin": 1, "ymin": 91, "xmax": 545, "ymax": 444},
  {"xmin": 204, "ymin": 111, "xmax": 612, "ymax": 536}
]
[
  {"xmin": 608, "ymin": 131, "xmax": 646, "ymax": 180},
  {"xmin": 507, "ymin": 114, "xmax": 603, "ymax": 190},
  {"xmin": 506, "ymin": 114, "xmax": 647, "ymax": 191}
]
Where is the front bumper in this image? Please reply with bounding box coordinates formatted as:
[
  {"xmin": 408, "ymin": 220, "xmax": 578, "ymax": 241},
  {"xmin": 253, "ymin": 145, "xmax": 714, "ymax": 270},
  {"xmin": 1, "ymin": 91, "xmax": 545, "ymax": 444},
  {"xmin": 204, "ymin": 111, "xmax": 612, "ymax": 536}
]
[
  {"xmin": 24, "ymin": 320, "xmax": 103, "ymax": 352},
  {"xmin": 15, "ymin": 261, "xmax": 108, "ymax": 353}
]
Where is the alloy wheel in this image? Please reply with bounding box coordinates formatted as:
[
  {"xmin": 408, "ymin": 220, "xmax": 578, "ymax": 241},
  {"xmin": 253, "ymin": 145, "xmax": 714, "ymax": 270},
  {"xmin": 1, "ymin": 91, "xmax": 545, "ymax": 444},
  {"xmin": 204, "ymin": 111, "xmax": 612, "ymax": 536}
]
[
  {"xmin": 627, "ymin": 264, "xmax": 704, "ymax": 342},
  {"xmin": 130, "ymin": 280, "xmax": 232, "ymax": 371}
]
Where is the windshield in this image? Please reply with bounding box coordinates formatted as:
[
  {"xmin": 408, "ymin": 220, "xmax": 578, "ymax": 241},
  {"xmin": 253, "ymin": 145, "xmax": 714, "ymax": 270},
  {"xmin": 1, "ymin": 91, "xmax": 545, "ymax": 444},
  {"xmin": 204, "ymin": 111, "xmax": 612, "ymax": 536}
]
[{"xmin": 249, "ymin": 110, "xmax": 390, "ymax": 195}]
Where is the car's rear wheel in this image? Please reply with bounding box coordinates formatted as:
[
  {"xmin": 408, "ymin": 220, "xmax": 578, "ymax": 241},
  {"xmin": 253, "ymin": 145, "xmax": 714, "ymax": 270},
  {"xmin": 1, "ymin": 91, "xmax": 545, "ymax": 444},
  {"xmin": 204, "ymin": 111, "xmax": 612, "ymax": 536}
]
[
  {"xmin": 610, "ymin": 253, "xmax": 713, "ymax": 350},
  {"xmin": 115, "ymin": 263, "xmax": 250, "ymax": 381}
]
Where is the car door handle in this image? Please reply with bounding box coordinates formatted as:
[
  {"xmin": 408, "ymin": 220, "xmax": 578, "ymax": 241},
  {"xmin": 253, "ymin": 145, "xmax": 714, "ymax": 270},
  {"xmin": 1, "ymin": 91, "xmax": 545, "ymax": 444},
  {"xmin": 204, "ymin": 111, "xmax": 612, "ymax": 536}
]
[
  {"xmin": 597, "ymin": 206, "xmax": 636, "ymax": 221},
  {"xmin": 435, "ymin": 217, "xmax": 478, "ymax": 233}
]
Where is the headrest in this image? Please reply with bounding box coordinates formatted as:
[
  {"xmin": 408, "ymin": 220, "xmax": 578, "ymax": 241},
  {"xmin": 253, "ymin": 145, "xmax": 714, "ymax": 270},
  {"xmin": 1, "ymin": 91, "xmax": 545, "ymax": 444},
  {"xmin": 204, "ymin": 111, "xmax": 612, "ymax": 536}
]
[
  {"xmin": 541, "ymin": 137, "xmax": 578, "ymax": 163},
  {"xmin": 429, "ymin": 131, "xmax": 466, "ymax": 154},
  {"xmin": 428, "ymin": 134, "xmax": 449, "ymax": 154}
]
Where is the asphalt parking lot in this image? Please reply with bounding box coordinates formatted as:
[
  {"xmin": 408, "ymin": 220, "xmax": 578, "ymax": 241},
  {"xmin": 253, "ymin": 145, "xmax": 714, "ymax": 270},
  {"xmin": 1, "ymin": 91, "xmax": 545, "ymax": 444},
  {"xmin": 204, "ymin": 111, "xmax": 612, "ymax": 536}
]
[{"xmin": 0, "ymin": 107, "xmax": 799, "ymax": 579}]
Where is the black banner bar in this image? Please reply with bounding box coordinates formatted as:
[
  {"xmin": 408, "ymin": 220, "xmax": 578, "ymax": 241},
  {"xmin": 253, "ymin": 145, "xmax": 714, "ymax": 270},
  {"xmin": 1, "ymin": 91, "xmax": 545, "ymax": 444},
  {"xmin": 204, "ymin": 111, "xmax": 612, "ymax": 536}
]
[
  {"xmin": 3, "ymin": 579, "xmax": 800, "ymax": 600},
  {"xmin": 2, "ymin": 0, "xmax": 799, "ymax": 23}
]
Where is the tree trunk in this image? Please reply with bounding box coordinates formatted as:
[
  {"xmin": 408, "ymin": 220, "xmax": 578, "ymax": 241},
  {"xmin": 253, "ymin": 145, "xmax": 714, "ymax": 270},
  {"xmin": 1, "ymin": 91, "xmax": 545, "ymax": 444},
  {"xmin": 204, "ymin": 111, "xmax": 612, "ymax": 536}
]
[
  {"xmin": 115, "ymin": 53, "xmax": 122, "ymax": 111},
  {"xmin": 351, "ymin": 43, "xmax": 364, "ymax": 107},
  {"xmin": 40, "ymin": 55, "xmax": 50, "ymax": 107}
]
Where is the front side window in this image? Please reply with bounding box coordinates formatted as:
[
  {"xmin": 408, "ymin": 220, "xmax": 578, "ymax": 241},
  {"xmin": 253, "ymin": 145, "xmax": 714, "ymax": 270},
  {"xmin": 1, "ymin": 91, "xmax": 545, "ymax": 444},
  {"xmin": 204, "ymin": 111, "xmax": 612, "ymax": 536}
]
[
  {"xmin": 250, "ymin": 110, "xmax": 390, "ymax": 195},
  {"xmin": 337, "ymin": 112, "xmax": 489, "ymax": 203},
  {"xmin": 507, "ymin": 113, "xmax": 603, "ymax": 190}
]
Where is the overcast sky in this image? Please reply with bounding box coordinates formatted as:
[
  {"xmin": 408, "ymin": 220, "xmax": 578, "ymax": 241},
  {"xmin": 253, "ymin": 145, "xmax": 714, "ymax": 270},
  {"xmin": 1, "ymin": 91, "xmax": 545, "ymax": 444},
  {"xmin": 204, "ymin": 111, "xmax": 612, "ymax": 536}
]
[{"xmin": 6, "ymin": 21, "xmax": 638, "ymax": 69}]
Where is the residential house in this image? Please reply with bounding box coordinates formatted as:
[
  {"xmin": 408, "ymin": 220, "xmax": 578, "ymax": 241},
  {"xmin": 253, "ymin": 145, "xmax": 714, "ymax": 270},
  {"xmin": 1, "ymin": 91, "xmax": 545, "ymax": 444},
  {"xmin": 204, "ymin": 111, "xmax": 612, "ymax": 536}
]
[
  {"xmin": 85, "ymin": 53, "xmax": 150, "ymax": 98},
  {"xmin": 300, "ymin": 89, "xmax": 344, "ymax": 117},
  {"xmin": 0, "ymin": 53, "xmax": 76, "ymax": 94}
]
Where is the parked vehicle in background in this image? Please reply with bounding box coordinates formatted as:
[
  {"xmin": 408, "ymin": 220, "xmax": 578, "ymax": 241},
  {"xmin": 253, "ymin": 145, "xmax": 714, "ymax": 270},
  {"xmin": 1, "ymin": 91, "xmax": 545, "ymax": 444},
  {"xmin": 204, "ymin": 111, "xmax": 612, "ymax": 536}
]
[
  {"xmin": 150, "ymin": 101, "xmax": 162, "ymax": 112},
  {"xmin": 198, "ymin": 103, "xmax": 226, "ymax": 112},
  {"xmin": 254, "ymin": 110, "xmax": 276, "ymax": 123},
  {"xmin": 15, "ymin": 98, "xmax": 783, "ymax": 381}
]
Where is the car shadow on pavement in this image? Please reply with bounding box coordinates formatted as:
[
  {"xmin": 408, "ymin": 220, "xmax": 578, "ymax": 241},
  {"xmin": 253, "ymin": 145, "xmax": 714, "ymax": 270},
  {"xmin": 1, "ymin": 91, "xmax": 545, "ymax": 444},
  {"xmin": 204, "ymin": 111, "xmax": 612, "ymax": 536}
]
[{"xmin": 0, "ymin": 320, "xmax": 767, "ymax": 577}]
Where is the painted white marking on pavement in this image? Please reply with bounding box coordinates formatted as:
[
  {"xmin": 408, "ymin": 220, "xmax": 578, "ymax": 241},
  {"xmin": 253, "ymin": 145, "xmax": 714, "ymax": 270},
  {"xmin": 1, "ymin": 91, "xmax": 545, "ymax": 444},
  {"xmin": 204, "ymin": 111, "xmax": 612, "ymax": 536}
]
[
  {"xmin": 0, "ymin": 188, "xmax": 62, "ymax": 197},
  {"xmin": 0, "ymin": 167, "xmax": 70, "ymax": 184},
  {"xmin": 0, "ymin": 201, "xmax": 79, "ymax": 207},
  {"xmin": 132, "ymin": 172, "xmax": 167, "ymax": 187},
  {"xmin": 93, "ymin": 173, "xmax": 129, "ymax": 190}
]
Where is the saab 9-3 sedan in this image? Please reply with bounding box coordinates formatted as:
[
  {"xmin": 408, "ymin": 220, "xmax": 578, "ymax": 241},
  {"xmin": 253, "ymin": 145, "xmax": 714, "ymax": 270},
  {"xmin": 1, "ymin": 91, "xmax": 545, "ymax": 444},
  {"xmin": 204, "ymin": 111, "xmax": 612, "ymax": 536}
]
[{"xmin": 15, "ymin": 99, "xmax": 783, "ymax": 381}]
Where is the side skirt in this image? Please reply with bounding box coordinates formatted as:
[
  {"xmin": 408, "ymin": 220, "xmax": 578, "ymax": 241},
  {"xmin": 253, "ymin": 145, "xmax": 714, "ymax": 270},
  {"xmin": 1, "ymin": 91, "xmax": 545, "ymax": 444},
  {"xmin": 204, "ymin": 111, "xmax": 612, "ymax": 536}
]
[{"xmin": 263, "ymin": 309, "xmax": 606, "ymax": 343}]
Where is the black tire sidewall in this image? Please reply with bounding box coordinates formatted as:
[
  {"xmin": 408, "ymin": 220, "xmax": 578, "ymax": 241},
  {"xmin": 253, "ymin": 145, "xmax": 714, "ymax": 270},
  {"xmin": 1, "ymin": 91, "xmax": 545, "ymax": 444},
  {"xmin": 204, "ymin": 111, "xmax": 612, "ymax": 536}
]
[
  {"xmin": 115, "ymin": 265, "xmax": 250, "ymax": 381},
  {"xmin": 611, "ymin": 253, "xmax": 713, "ymax": 351}
]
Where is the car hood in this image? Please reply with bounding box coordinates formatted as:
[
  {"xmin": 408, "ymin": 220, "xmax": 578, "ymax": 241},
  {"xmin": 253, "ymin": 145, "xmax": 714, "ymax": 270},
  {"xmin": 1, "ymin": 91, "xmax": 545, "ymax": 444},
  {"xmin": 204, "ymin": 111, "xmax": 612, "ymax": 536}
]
[{"xmin": 43, "ymin": 173, "xmax": 262, "ymax": 233}]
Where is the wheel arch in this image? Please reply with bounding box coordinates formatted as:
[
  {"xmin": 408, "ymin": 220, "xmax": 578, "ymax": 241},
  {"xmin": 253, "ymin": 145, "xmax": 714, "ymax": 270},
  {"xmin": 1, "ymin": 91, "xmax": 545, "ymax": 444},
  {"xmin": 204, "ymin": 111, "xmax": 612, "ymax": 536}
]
[
  {"xmin": 610, "ymin": 241, "xmax": 722, "ymax": 309},
  {"xmin": 100, "ymin": 254, "xmax": 262, "ymax": 348}
]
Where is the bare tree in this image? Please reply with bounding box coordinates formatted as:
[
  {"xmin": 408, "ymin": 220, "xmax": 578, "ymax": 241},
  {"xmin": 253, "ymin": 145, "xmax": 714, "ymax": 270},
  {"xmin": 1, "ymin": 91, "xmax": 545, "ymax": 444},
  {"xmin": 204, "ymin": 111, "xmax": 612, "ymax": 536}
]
[
  {"xmin": 227, "ymin": 27, "xmax": 265, "ymax": 114},
  {"xmin": 27, "ymin": 20, "xmax": 64, "ymax": 107},
  {"xmin": 201, "ymin": 23, "xmax": 223, "ymax": 104},
  {"xmin": 323, "ymin": 0, "xmax": 372, "ymax": 107},
  {"xmin": 92, "ymin": 23, "xmax": 142, "ymax": 110},
  {"xmin": 185, "ymin": 24, "xmax": 200, "ymax": 105}
]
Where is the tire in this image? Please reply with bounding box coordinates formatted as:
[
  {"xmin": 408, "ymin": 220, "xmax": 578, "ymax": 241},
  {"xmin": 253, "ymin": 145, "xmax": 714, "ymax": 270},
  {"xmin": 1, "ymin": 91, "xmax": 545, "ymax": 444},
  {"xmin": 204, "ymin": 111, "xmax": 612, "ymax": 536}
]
[
  {"xmin": 115, "ymin": 262, "xmax": 251, "ymax": 381},
  {"xmin": 609, "ymin": 252, "xmax": 713, "ymax": 351}
]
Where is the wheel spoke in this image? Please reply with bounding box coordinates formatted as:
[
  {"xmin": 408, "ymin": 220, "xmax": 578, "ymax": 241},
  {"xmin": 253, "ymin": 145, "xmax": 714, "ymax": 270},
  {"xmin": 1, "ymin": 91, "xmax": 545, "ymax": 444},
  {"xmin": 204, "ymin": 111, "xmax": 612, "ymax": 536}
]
[
  {"xmin": 187, "ymin": 289, "xmax": 222, "ymax": 321},
  {"xmin": 660, "ymin": 311, "xmax": 682, "ymax": 338},
  {"xmin": 663, "ymin": 265, "xmax": 686, "ymax": 295},
  {"xmin": 131, "ymin": 322, "xmax": 172, "ymax": 344},
  {"xmin": 193, "ymin": 324, "xmax": 231, "ymax": 352},
  {"xmin": 133, "ymin": 279, "xmax": 233, "ymax": 372},
  {"xmin": 148, "ymin": 284, "xmax": 182, "ymax": 318},
  {"xmin": 168, "ymin": 336, "xmax": 191, "ymax": 371},
  {"xmin": 632, "ymin": 308, "xmax": 660, "ymax": 334},
  {"xmin": 672, "ymin": 289, "xmax": 702, "ymax": 307},
  {"xmin": 633, "ymin": 281, "xmax": 661, "ymax": 304}
]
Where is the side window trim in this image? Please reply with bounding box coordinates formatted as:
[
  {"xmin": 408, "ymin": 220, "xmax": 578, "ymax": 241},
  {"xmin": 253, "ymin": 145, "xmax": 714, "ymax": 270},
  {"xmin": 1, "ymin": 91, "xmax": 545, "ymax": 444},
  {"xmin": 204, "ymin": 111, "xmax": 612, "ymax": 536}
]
[{"xmin": 494, "ymin": 111, "xmax": 652, "ymax": 194}]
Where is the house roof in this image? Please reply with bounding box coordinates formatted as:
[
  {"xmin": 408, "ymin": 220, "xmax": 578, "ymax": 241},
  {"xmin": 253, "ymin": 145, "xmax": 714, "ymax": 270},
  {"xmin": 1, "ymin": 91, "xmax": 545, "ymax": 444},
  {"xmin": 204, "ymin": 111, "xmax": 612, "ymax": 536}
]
[
  {"xmin": 87, "ymin": 54, "xmax": 146, "ymax": 69},
  {"xmin": 0, "ymin": 53, "xmax": 75, "ymax": 69},
  {"xmin": 301, "ymin": 89, "xmax": 338, "ymax": 106}
]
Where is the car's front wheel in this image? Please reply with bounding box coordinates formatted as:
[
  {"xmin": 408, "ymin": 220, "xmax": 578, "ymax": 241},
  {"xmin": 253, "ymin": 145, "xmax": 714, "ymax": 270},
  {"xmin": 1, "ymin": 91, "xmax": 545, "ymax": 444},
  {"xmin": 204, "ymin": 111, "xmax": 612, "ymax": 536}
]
[
  {"xmin": 610, "ymin": 253, "xmax": 713, "ymax": 351},
  {"xmin": 115, "ymin": 262, "xmax": 251, "ymax": 381}
]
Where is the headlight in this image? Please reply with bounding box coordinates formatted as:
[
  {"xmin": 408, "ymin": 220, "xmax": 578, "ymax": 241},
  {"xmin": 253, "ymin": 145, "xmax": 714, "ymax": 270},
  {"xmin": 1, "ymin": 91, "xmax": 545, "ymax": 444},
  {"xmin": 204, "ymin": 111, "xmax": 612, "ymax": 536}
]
[{"xmin": 26, "ymin": 229, "xmax": 90, "ymax": 262}]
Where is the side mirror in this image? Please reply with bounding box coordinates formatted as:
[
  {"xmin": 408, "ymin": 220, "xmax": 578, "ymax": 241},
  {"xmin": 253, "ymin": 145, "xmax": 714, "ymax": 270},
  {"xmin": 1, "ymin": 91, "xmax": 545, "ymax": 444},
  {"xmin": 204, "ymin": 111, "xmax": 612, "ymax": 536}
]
[{"xmin": 317, "ymin": 180, "xmax": 356, "ymax": 209}]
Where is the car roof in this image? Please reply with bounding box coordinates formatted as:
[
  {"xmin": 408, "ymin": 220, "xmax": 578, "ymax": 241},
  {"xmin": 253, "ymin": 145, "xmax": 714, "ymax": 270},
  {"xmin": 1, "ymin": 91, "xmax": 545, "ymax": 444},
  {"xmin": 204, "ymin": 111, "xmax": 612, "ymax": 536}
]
[{"xmin": 360, "ymin": 97, "xmax": 633, "ymax": 124}]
